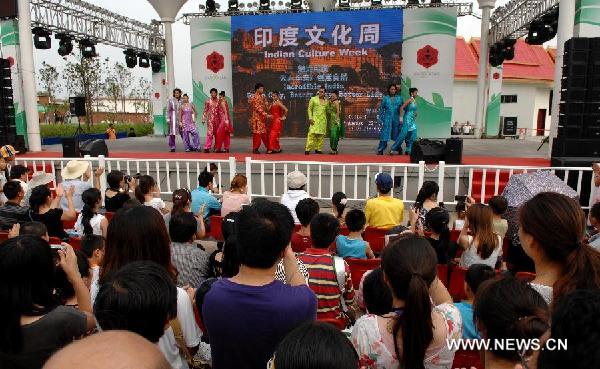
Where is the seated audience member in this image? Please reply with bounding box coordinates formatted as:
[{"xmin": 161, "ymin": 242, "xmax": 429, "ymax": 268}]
[
  {"xmin": 364, "ymin": 172, "xmax": 404, "ymax": 229},
  {"xmin": 0, "ymin": 236, "xmax": 95, "ymax": 368},
  {"xmin": 43, "ymin": 331, "xmax": 171, "ymax": 369},
  {"xmin": 592, "ymin": 162, "xmax": 600, "ymax": 206},
  {"xmin": 123, "ymin": 198, "xmax": 142, "ymax": 209},
  {"xmin": 425, "ymin": 207, "xmax": 458, "ymax": 264},
  {"xmin": 23, "ymin": 172, "xmax": 54, "ymax": 208},
  {"xmin": 209, "ymin": 212, "xmax": 239, "ymax": 278},
  {"xmin": 352, "ymin": 234, "xmax": 461, "ymax": 369},
  {"xmin": 291, "ymin": 198, "xmax": 319, "ymax": 253},
  {"xmin": 336, "ymin": 209, "xmax": 374, "ymax": 259},
  {"xmin": 519, "ymin": 192, "xmax": 600, "ymax": 305},
  {"xmin": 55, "ymin": 250, "xmax": 91, "ymax": 307},
  {"xmin": 29, "ymin": 184, "xmax": 77, "ymax": 240},
  {"xmin": 75, "ymin": 188, "xmax": 108, "ymax": 238},
  {"xmin": 489, "ymin": 195, "xmax": 509, "ymax": 239},
  {"xmin": 588, "ymin": 202, "xmax": 600, "ymax": 251},
  {"xmin": 135, "ymin": 175, "xmax": 167, "ymax": 214},
  {"xmin": 271, "ymin": 322, "xmax": 360, "ymax": 369},
  {"xmin": 298, "ymin": 213, "xmax": 355, "ymax": 325},
  {"xmin": 164, "ymin": 188, "xmax": 206, "ymax": 239},
  {"xmin": 454, "ymin": 264, "xmax": 496, "ymax": 339},
  {"xmin": 458, "ymin": 204, "xmax": 502, "ymax": 269},
  {"xmin": 80, "ymin": 234, "xmax": 105, "ymax": 292},
  {"xmin": 453, "ymin": 201, "xmax": 467, "ymax": 230},
  {"xmin": 332, "ymin": 191, "xmax": 348, "ymax": 226},
  {"xmin": 19, "ymin": 221, "xmax": 50, "ymax": 242},
  {"xmin": 281, "ymin": 170, "xmax": 310, "ymax": 224},
  {"xmin": 202, "ymin": 200, "xmax": 317, "ymax": 369},
  {"xmin": 94, "ymin": 261, "xmax": 177, "ymax": 343},
  {"xmin": 410, "ymin": 181, "xmax": 440, "ymax": 233},
  {"xmin": 98, "ymin": 206, "xmax": 201, "ymax": 369},
  {"xmin": 474, "ymin": 278, "xmax": 549, "ymax": 368},
  {"xmin": 9, "ymin": 165, "xmax": 30, "ymax": 206},
  {"xmin": 104, "ymin": 170, "xmax": 135, "ymax": 212},
  {"xmin": 0, "ymin": 181, "xmax": 29, "ymax": 230},
  {"xmin": 361, "ymin": 268, "xmax": 392, "ymax": 315},
  {"xmin": 536, "ymin": 289, "xmax": 600, "ymax": 369},
  {"xmin": 221, "ymin": 174, "xmax": 250, "ymax": 217},
  {"xmin": 191, "ymin": 170, "xmax": 221, "ymax": 221},
  {"xmin": 60, "ymin": 160, "xmax": 103, "ymax": 212},
  {"xmin": 170, "ymin": 212, "xmax": 210, "ymax": 288}
]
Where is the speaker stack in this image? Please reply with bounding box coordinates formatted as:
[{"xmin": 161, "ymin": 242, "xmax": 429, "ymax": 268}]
[{"xmin": 0, "ymin": 58, "xmax": 26, "ymax": 152}]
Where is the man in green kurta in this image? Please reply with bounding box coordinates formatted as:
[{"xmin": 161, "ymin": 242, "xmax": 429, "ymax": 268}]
[
  {"xmin": 305, "ymin": 86, "xmax": 328, "ymax": 155},
  {"xmin": 328, "ymin": 90, "xmax": 344, "ymax": 154}
]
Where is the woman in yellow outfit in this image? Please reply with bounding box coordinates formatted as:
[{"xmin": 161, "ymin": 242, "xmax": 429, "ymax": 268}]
[{"xmin": 305, "ymin": 86, "xmax": 328, "ymax": 155}]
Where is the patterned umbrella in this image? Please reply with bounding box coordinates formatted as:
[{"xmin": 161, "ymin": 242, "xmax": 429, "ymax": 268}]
[{"xmin": 501, "ymin": 171, "xmax": 579, "ymax": 208}]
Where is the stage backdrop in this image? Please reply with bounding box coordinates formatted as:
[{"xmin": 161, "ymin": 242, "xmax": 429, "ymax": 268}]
[{"xmin": 189, "ymin": 7, "xmax": 457, "ymax": 139}]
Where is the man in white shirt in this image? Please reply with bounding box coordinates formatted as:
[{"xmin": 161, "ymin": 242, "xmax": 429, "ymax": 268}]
[
  {"xmin": 60, "ymin": 160, "xmax": 104, "ymax": 212},
  {"xmin": 281, "ymin": 171, "xmax": 310, "ymax": 224}
]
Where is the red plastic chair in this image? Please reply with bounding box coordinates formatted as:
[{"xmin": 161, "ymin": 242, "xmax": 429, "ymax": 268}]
[
  {"xmin": 68, "ymin": 237, "xmax": 82, "ymax": 250},
  {"xmin": 450, "ymin": 229, "xmax": 461, "ymax": 242},
  {"xmin": 363, "ymin": 227, "xmax": 388, "ymax": 255},
  {"xmin": 104, "ymin": 211, "xmax": 115, "ymax": 222},
  {"xmin": 437, "ymin": 264, "xmax": 449, "ymax": 287},
  {"xmin": 209, "ymin": 215, "xmax": 224, "ymax": 241},
  {"xmin": 339, "ymin": 226, "xmax": 349, "ymax": 236},
  {"xmin": 452, "ymin": 349, "xmax": 483, "ymax": 369},
  {"xmin": 516, "ymin": 271, "xmax": 536, "ymax": 282},
  {"xmin": 62, "ymin": 212, "xmax": 79, "ymax": 230},
  {"xmin": 49, "ymin": 236, "xmax": 62, "ymax": 245},
  {"xmin": 448, "ymin": 266, "xmax": 468, "ymax": 301},
  {"xmin": 345, "ymin": 257, "xmax": 381, "ymax": 287},
  {"xmin": 319, "ymin": 318, "xmax": 346, "ymax": 330},
  {"xmin": 0, "ymin": 232, "xmax": 9, "ymax": 242}
]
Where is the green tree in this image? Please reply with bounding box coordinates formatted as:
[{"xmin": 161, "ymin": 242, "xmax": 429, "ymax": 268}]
[
  {"xmin": 104, "ymin": 76, "xmax": 120, "ymax": 122},
  {"xmin": 113, "ymin": 62, "xmax": 133, "ymax": 113},
  {"xmin": 38, "ymin": 61, "xmax": 62, "ymax": 123}
]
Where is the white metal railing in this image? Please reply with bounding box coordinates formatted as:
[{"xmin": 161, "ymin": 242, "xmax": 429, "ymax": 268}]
[{"xmin": 15, "ymin": 157, "xmax": 596, "ymax": 209}]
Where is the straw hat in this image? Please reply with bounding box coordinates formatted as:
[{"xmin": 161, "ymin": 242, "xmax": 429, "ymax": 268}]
[
  {"xmin": 28, "ymin": 172, "xmax": 55, "ymax": 188},
  {"xmin": 61, "ymin": 160, "xmax": 90, "ymax": 180}
]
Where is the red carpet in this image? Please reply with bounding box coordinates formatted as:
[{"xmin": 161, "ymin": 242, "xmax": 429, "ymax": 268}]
[{"xmin": 19, "ymin": 150, "xmax": 551, "ymax": 167}]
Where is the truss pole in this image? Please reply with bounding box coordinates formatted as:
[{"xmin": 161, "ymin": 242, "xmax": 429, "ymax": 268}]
[{"xmin": 475, "ymin": 0, "xmax": 495, "ymax": 139}]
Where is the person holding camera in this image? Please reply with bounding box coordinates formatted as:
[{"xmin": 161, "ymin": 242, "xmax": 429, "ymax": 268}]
[{"xmin": 105, "ymin": 170, "xmax": 137, "ymax": 212}]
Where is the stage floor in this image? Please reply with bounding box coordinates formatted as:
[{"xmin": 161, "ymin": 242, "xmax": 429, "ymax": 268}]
[{"xmin": 25, "ymin": 136, "xmax": 551, "ymax": 166}]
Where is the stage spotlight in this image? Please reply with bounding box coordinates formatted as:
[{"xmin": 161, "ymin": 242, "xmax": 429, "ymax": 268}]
[
  {"xmin": 32, "ymin": 27, "xmax": 52, "ymax": 49},
  {"xmin": 206, "ymin": 0, "xmax": 217, "ymax": 14},
  {"xmin": 150, "ymin": 54, "xmax": 162, "ymax": 73},
  {"xmin": 407, "ymin": 0, "xmax": 420, "ymax": 4},
  {"xmin": 291, "ymin": 0, "xmax": 302, "ymax": 10},
  {"xmin": 339, "ymin": 0, "xmax": 349, "ymax": 8},
  {"xmin": 138, "ymin": 52, "xmax": 150, "ymax": 68},
  {"xmin": 430, "ymin": 0, "xmax": 442, "ymax": 4},
  {"xmin": 55, "ymin": 33, "xmax": 73, "ymax": 56},
  {"xmin": 371, "ymin": 0, "xmax": 381, "ymax": 6},
  {"xmin": 526, "ymin": 8, "xmax": 558, "ymax": 45},
  {"xmin": 259, "ymin": 0, "xmax": 270, "ymax": 10},
  {"xmin": 79, "ymin": 39, "xmax": 97, "ymax": 58},
  {"xmin": 489, "ymin": 42, "xmax": 505, "ymax": 67},
  {"xmin": 124, "ymin": 49, "xmax": 137, "ymax": 68},
  {"xmin": 502, "ymin": 38, "xmax": 517, "ymax": 61},
  {"xmin": 228, "ymin": 0, "xmax": 239, "ymax": 11}
]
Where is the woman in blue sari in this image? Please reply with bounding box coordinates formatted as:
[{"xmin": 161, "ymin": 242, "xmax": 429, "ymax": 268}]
[
  {"xmin": 377, "ymin": 84, "xmax": 404, "ymax": 155},
  {"xmin": 391, "ymin": 87, "xmax": 419, "ymax": 155}
]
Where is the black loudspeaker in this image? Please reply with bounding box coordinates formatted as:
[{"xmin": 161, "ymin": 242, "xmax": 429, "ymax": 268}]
[
  {"xmin": 79, "ymin": 139, "xmax": 109, "ymax": 157},
  {"xmin": 551, "ymin": 156, "xmax": 594, "ymax": 206},
  {"xmin": 69, "ymin": 97, "xmax": 86, "ymax": 117},
  {"xmin": 62, "ymin": 137, "xmax": 80, "ymax": 158},
  {"xmin": 444, "ymin": 138, "xmax": 463, "ymax": 164},
  {"xmin": 551, "ymin": 138, "xmax": 600, "ymax": 158},
  {"xmin": 0, "ymin": 0, "xmax": 18, "ymax": 19},
  {"xmin": 410, "ymin": 139, "xmax": 445, "ymax": 164}
]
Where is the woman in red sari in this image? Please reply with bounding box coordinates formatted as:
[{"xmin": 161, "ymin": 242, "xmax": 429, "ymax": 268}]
[{"xmin": 267, "ymin": 91, "xmax": 288, "ymax": 154}]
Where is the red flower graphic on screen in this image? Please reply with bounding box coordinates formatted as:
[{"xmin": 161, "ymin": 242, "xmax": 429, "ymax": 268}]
[
  {"xmin": 417, "ymin": 45, "xmax": 438, "ymax": 69},
  {"xmin": 206, "ymin": 52, "xmax": 224, "ymax": 73}
]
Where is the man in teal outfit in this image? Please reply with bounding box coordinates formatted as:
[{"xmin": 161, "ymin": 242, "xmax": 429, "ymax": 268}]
[
  {"xmin": 391, "ymin": 88, "xmax": 419, "ymax": 155},
  {"xmin": 377, "ymin": 84, "xmax": 403, "ymax": 155}
]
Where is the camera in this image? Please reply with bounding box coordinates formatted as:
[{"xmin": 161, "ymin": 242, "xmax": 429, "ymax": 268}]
[{"xmin": 124, "ymin": 173, "xmax": 141, "ymax": 183}]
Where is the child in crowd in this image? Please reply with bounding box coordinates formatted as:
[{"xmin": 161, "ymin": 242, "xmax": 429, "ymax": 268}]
[
  {"xmin": 488, "ymin": 195, "xmax": 509, "ymax": 239},
  {"xmin": 453, "ymin": 201, "xmax": 466, "ymax": 230},
  {"xmin": 335, "ymin": 209, "xmax": 374, "ymax": 259},
  {"xmin": 425, "ymin": 207, "xmax": 457, "ymax": 264},
  {"xmin": 291, "ymin": 198, "xmax": 319, "ymax": 253},
  {"xmin": 80, "ymin": 234, "xmax": 105, "ymax": 294},
  {"xmin": 361, "ymin": 268, "xmax": 392, "ymax": 315},
  {"xmin": 454, "ymin": 264, "xmax": 496, "ymax": 339},
  {"xmin": 589, "ymin": 202, "xmax": 600, "ymax": 251},
  {"xmin": 75, "ymin": 188, "xmax": 108, "ymax": 238},
  {"xmin": 135, "ymin": 175, "xmax": 167, "ymax": 214},
  {"xmin": 331, "ymin": 192, "xmax": 347, "ymax": 226}
]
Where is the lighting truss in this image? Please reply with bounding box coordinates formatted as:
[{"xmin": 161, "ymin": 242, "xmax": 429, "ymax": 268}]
[
  {"xmin": 182, "ymin": 1, "xmax": 473, "ymax": 22},
  {"xmin": 30, "ymin": 0, "xmax": 165, "ymax": 55},
  {"xmin": 489, "ymin": 0, "xmax": 560, "ymax": 45}
]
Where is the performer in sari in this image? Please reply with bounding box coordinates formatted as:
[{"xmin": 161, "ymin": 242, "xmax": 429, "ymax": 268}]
[
  {"xmin": 391, "ymin": 88, "xmax": 419, "ymax": 155},
  {"xmin": 377, "ymin": 84, "xmax": 403, "ymax": 155},
  {"xmin": 166, "ymin": 88, "xmax": 183, "ymax": 152},
  {"xmin": 305, "ymin": 86, "xmax": 328, "ymax": 155},
  {"xmin": 328, "ymin": 90, "xmax": 344, "ymax": 155},
  {"xmin": 201, "ymin": 88, "xmax": 225, "ymax": 153},
  {"xmin": 249, "ymin": 83, "xmax": 270, "ymax": 154},
  {"xmin": 267, "ymin": 91, "xmax": 288, "ymax": 154},
  {"xmin": 215, "ymin": 91, "xmax": 232, "ymax": 153},
  {"xmin": 178, "ymin": 94, "xmax": 200, "ymax": 152}
]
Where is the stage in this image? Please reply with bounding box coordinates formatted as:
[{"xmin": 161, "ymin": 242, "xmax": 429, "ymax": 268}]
[{"xmin": 24, "ymin": 136, "xmax": 551, "ymax": 167}]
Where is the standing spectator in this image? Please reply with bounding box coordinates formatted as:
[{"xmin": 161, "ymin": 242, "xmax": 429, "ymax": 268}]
[
  {"xmin": 454, "ymin": 264, "xmax": 496, "ymax": 339},
  {"xmin": 221, "ymin": 174, "xmax": 250, "ymax": 217},
  {"xmin": 0, "ymin": 181, "xmax": 29, "ymax": 230},
  {"xmin": 60, "ymin": 160, "xmax": 104, "ymax": 212},
  {"xmin": 202, "ymin": 200, "xmax": 316, "ymax": 369},
  {"xmin": 489, "ymin": 195, "xmax": 509, "ymax": 239},
  {"xmin": 291, "ymin": 198, "xmax": 319, "ymax": 253},
  {"xmin": 191, "ymin": 170, "xmax": 221, "ymax": 222},
  {"xmin": 519, "ymin": 192, "xmax": 600, "ymax": 305},
  {"xmin": 298, "ymin": 213, "xmax": 355, "ymax": 325},
  {"xmin": 331, "ymin": 191, "xmax": 348, "ymax": 226},
  {"xmin": 0, "ymin": 236, "xmax": 95, "ymax": 368},
  {"xmin": 169, "ymin": 212, "xmax": 210, "ymax": 288},
  {"xmin": 0, "ymin": 144, "xmax": 18, "ymax": 204},
  {"xmin": 135, "ymin": 175, "xmax": 168, "ymax": 214},
  {"xmin": 410, "ymin": 181, "xmax": 440, "ymax": 233},
  {"xmin": 588, "ymin": 202, "xmax": 600, "ymax": 251},
  {"xmin": 164, "ymin": 188, "xmax": 206, "ymax": 239},
  {"xmin": 364, "ymin": 172, "xmax": 404, "ymax": 229},
  {"xmin": 9, "ymin": 165, "xmax": 30, "ymax": 206},
  {"xmin": 336, "ymin": 209, "xmax": 374, "ymax": 259},
  {"xmin": 425, "ymin": 207, "xmax": 457, "ymax": 264},
  {"xmin": 351, "ymin": 234, "xmax": 461, "ymax": 369},
  {"xmin": 74, "ymin": 188, "xmax": 108, "ymax": 238},
  {"xmin": 458, "ymin": 204, "xmax": 502, "ymax": 269},
  {"xmin": 104, "ymin": 170, "xmax": 135, "ymax": 212},
  {"xmin": 106, "ymin": 123, "xmax": 117, "ymax": 140},
  {"xmin": 29, "ymin": 185, "xmax": 77, "ymax": 240},
  {"xmin": 453, "ymin": 201, "xmax": 467, "ymax": 230},
  {"xmin": 281, "ymin": 171, "xmax": 310, "ymax": 224}
]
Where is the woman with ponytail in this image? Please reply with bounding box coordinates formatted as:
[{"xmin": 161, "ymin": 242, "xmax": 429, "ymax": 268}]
[
  {"xmin": 351, "ymin": 234, "xmax": 461, "ymax": 369},
  {"xmin": 410, "ymin": 181, "xmax": 440, "ymax": 233},
  {"xmin": 135, "ymin": 175, "xmax": 167, "ymax": 214},
  {"xmin": 425, "ymin": 207, "xmax": 457, "ymax": 264},
  {"xmin": 163, "ymin": 188, "xmax": 206, "ymax": 239},
  {"xmin": 519, "ymin": 192, "xmax": 600, "ymax": 305},
  {"xmin": 332, "ymin": 191, "xmax": 348, "ymax": 226},
  {"xmin": 75, "ymin": 188, "xmax": 107, "ymax": 238}
]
